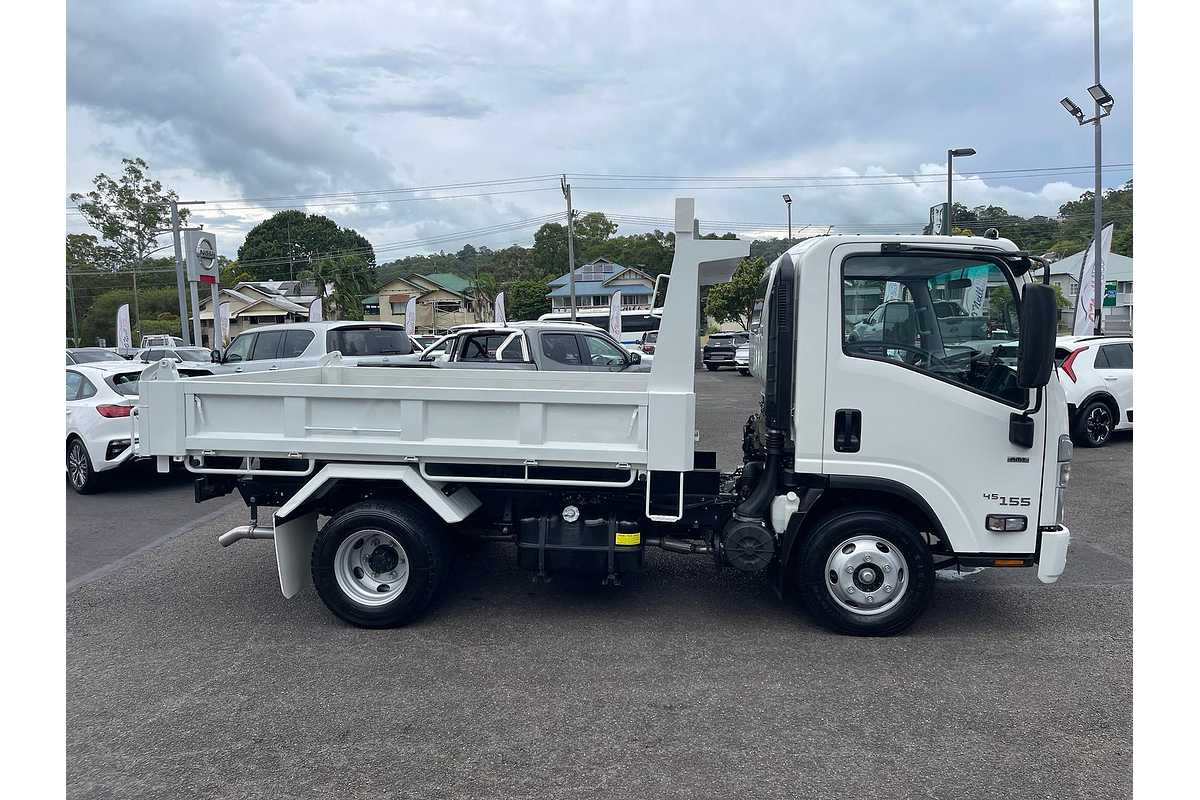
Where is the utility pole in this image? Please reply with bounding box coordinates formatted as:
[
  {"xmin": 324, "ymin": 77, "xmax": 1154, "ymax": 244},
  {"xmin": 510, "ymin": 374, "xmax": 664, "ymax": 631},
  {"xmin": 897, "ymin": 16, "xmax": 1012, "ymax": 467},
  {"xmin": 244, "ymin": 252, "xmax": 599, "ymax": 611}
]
[
  {"xmin": 946, "ymin": 148, "xmax": 976, "ymax": 235},
  {"xmin": 561, "ymin": 174, "xmax": 577, "ymax": 321},
  {"xmin": 131, "ymin": 257, "xmax": 141, "ymax": 339},
  {"xmin": 169, "ymin": 198, "xmax": 191, "ymax": 345},
  {"xmin": 1091, "ymin": 0, "xmax": 1103, "ymax": 335},
  {"xmin": 67, "ymin": 271, "xmax": 79, "ymax": 344}
]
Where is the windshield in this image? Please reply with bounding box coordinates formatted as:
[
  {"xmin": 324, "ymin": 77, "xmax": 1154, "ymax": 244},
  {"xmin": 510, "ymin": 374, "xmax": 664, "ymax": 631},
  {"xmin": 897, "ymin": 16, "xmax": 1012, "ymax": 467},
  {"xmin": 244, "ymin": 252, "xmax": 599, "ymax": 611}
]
[
  {"xmin": 326, "ymin": 326, "xmax": 412, "ymax": 356},
  {"xmin": 69, "ymin": 349, "xmax": 116, "ymax": 363},
  {"xmin": 175, "ymin": 348, "xmax": 211, "ymax": 361}
]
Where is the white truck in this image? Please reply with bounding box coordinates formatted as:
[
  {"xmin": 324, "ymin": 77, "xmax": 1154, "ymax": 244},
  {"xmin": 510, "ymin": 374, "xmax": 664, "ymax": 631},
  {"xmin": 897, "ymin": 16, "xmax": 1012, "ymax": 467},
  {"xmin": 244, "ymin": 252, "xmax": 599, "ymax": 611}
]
[{"xmin": 133, "ymin": 199, "xmax": 1072, "ymax": 636}]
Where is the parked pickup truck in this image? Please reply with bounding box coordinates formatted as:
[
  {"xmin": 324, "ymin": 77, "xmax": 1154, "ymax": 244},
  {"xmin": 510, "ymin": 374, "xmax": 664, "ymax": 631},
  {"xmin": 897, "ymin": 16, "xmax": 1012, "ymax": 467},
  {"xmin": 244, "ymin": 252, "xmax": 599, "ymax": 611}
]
[
  {"xmin": 418, "ymin": 321, "xmax": 648, "ymax": 372},
  {"xmin": 133, "ymin": 199, "xmax": 1071, "ymax": 637}
]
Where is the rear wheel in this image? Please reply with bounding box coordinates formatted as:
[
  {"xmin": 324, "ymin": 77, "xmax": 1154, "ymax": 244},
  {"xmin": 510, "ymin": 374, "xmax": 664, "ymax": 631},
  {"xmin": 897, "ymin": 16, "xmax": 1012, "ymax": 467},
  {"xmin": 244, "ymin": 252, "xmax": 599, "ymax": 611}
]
[
  {"xmin": 737, "ymin": 368, "xmax": 750, "ymax": 376},
  {"xmin": 1072, "ymin": 399, "xmax": 1113, "ymax": 447},
  {"xmin": 796, "ymin": 509, "xmax": 934, "ymax": 636},
  {"xmin": 311, "ymin": 499, "xmax": 449, "ymax": 628},
  {"xmin": 66, "ymin": 438, "xmax": 103, "ymax": 494}
]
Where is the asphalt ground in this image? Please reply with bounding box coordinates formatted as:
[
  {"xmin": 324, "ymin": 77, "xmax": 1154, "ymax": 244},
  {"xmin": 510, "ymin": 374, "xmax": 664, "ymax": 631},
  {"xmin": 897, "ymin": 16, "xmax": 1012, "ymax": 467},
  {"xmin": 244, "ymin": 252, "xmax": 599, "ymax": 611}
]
[{"xmin": 66, "ymin": 368, "xmax": 1132, "ymax": 799}]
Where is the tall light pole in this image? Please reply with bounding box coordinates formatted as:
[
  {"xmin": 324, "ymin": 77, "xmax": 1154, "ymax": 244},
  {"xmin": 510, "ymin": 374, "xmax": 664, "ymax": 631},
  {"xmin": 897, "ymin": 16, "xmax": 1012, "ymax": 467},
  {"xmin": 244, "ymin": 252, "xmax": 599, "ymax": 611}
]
[
  {"xmin": 782, "ymin": 194, "xmax": 792, "ymax": 240},
  {"xmin": 1060, "ymin": 0, "xmax": 1114, "ymax": 335},
  {"xmin": 946, "ymin": 148, "xmax": 976, "ymax": 235}
]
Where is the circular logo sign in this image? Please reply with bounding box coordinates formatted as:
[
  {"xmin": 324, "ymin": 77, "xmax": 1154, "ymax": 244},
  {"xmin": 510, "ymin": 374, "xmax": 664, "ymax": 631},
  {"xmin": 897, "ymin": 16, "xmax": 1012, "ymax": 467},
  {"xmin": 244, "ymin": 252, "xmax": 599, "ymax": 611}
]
[{"xmin": 195, "ymin": 236, "xmax": 217, "ymax": 268}]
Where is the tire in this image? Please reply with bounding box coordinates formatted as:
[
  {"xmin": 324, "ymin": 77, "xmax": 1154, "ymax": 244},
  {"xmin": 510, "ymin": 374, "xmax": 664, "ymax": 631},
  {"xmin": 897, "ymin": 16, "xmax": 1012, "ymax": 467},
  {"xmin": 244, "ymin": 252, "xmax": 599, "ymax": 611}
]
[
  {"xmin": 795, "ymin": 509, "xmax": 934, "ymax": 636},
  {"xmin": 1071, "ymin": 398, "xmax": 1114, "ymax": 447},
  {"xmin": 704, "ymin": 363, "xmax": 719, "ymax": 371},
  {"xmin": 737, "ymin": 368, "xmax": 750, "ymax": 376},
  {"xmin": 66, "ymin": 437, "xmax": 103, "ymax": 495},
  {"xmin": 311, "ymin": 499, "xmax": 449, "ymax": 628}
]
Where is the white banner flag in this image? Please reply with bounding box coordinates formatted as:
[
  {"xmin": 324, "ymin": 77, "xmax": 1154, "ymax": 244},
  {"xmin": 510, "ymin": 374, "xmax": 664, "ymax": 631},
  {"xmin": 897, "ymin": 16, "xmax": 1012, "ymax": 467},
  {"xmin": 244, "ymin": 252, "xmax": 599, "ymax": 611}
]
[
  {"xmin": 309, "ymin": 297, "xmax": 323, "ymax": 322},
  {"xmin": 404, "ymin": 296, "xmax": 417, "ymax": 335},
  {"xmin": 609, "ymin": 290, "xmax": 623, "ymax": 339},
  {"xmin": 963, "ymin": 266, "xmax": 989, "ymax": 317},
  {"xmin": 494, "ymin": 292, "xmax": 507, "ymax": 326},
  {"xmin": 1073, "ymin": 223, "xmax": 1115, "ymax": 336},
  {"xmin": 883, "ymin": 281, "xmax": 904, "ymax": 302},
  {"xmin": 218, "ymin": 302, "xmax": 231, "ymax": 346},
  {"xmin": 116, "ymin": 304, "xmax": 132, "ymax": 351}
]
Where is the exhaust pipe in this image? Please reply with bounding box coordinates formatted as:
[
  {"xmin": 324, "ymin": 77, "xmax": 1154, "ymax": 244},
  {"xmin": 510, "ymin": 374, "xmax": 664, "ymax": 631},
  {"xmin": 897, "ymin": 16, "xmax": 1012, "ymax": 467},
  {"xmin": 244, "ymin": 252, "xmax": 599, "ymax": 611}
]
[{"xmin": 218, "ymin": 525, "xmax": 274, "ymax": 547}]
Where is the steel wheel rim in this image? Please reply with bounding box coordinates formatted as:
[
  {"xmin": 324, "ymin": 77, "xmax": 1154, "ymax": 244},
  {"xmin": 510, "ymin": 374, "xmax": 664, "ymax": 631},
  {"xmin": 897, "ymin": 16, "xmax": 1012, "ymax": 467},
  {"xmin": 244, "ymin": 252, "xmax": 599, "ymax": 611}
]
[
  {"xmin": 824, "ymin": 534, "xmax": 909, "ymax": 617},
  {"xmin": 333, "ymin": 529, "xmax": 410, "ymax": 607},
  {"xmin": 68, "ymin": 443, "xmax": 88, "ymax": 488},
  {"xmin": 1086, "ymin": 405, "xmax": 1111, "ymax": 444}
]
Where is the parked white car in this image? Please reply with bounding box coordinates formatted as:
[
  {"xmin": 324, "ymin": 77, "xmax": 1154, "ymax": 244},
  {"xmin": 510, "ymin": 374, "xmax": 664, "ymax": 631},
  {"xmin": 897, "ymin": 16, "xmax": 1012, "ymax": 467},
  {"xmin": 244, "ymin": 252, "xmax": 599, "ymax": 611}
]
[
  {"xmin": 65, "ymin": 363, "xmax": 146, "ymax": 493},
  {"xmin": 1055, "ymin": 335, "xmax": 1133, "ymax": 447},
  {"xmin": 214, "ymin": 321, "xmax": 414, "ymax": 373},
  {"xmin": 735, "ymin": 343, "xmax": 750, "ymax": 375},
  {"xmin": 133, "ymin": 346, "xmax": 218, "ymax": 367}
]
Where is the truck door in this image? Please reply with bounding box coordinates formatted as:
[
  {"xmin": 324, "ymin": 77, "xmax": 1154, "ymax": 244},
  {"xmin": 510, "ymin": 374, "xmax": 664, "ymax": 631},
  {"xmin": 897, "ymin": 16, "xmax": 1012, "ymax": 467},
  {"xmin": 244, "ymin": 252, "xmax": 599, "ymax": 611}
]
[{"xmin": 822, "ymin": 245, "xmax": 1045, "ymax": 556}]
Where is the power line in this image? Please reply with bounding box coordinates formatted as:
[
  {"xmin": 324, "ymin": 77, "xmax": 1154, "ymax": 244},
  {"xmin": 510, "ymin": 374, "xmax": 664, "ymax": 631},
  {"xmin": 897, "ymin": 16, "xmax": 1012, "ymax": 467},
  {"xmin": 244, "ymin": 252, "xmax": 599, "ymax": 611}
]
[{"xmin": 571, "ymin": 163, "xmax": 1133, "ymax": 181}]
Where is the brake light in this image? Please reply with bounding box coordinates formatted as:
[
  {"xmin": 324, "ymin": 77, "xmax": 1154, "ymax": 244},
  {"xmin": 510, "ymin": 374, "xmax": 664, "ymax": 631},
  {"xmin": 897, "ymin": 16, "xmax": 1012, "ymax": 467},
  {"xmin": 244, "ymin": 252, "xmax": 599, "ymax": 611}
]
[
  {"xmin": 96, "ymin": 404, "xmax": 132, "ymax": 418},
  {"xmin": 643, "ymin": 345, "xmax": 654, "ymax": 354},
  {"xmin": 1059, "ymin": 346, "xmax": 1088, "ymax": 382}
]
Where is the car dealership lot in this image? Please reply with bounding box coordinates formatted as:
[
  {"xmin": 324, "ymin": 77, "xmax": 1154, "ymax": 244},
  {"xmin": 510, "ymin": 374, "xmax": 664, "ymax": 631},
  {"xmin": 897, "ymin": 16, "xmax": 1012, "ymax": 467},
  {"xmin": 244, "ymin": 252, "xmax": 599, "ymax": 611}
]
[{"xmin": 67, "ymin": 370, "xmax": 1131, "ymax": 799}]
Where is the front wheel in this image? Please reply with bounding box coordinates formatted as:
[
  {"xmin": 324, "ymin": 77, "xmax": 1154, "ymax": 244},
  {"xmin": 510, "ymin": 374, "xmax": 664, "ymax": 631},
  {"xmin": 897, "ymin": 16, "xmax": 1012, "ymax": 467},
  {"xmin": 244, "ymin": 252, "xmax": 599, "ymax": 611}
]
[
  {"xmin": 737, "ymin": 368, "xmax": 750, "ymax": 376},
  {"xmin": 1072, "ymin": 399, "xmax": 1113, "ymax": 447},
  {"xmin": 704, "ymin": 363, "xmax": 719, "ymax": 371},
  {"xmin": 795, "ymin": 509, "xmax": 934, "ymax": 636},
  {"xmin": 311, "ymin": 499, "xmax": 449, "ymax": 628}
]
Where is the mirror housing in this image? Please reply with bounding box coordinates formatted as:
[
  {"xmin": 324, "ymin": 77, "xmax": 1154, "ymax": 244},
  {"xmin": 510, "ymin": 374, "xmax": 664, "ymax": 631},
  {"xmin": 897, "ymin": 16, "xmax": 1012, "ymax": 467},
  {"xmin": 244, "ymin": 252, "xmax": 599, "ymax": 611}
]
[
  {"xmin": 1017, "ymin": 284, "xmax": 1057, "ymax": 388},
  {"xmin": 628, "ymin": 351, "xmax": 642, "ymax": 365},
  {"xmin": 211, "ymin": 349, "xmax": 221, "ymax": 363}
]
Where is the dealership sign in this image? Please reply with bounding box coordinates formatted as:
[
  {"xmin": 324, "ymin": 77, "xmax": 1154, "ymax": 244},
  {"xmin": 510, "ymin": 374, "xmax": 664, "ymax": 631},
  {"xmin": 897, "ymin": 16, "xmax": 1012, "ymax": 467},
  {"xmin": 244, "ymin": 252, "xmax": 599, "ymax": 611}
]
[{"xmin": 184, "ymin": 230, "xmax": 219, "ymax": 284}]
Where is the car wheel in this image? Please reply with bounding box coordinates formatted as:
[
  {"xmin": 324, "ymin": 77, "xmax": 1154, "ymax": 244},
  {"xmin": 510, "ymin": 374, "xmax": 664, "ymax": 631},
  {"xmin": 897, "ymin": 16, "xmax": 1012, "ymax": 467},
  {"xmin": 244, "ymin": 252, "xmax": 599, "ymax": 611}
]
[
  {"xmin": 704, "ymin": 363, "xmax": 719, "ymax": 371},
  {"xmin": 738, "ymin": 368, "xmax": 750, "ymax": 376},
  {"xmin": 1072, "ymin": 399, "xmax": 1113, "ymax": 447},
  {"xmin": 66, "ymin": 438, "xmax": 103, "ymax": 494},
  {"xmin": 311, "ymin": 499, "xmax": 449, "ymax": 628},
  {"xmin": 795, "ymin": 509, "xmax": 934, "ymax": 636}
]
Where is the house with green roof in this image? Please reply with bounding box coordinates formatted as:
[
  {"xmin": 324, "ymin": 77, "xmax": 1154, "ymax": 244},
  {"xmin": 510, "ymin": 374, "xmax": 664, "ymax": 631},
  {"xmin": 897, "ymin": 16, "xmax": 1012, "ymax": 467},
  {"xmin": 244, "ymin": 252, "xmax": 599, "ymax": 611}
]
[{"xmin": 365, "ymin": 272, "xmax": 481, "ymax": 332}]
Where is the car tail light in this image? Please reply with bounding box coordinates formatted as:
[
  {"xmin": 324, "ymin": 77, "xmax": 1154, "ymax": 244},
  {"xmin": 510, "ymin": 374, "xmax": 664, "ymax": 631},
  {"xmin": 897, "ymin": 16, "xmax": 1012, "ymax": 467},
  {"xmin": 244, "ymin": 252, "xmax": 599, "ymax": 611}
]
[
  {"xmin": 1059, "ymin": 346, "xmax": 1088, "ymax": 382},
  {"xmin": 643, "ymin": 345, "xmax": 654, "ymax": 354},
  {"xmin": 96, "ymin": 404, "xmax": 132, "ymax": 418}
]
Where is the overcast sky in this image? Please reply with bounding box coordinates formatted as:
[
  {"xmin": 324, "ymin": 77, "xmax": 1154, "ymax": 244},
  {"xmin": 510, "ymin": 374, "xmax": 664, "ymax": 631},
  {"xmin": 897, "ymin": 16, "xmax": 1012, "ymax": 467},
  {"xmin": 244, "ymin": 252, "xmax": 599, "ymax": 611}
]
[{"xmin": 66, "ymin": 0, "xmax": 1133, "ymax": 265}]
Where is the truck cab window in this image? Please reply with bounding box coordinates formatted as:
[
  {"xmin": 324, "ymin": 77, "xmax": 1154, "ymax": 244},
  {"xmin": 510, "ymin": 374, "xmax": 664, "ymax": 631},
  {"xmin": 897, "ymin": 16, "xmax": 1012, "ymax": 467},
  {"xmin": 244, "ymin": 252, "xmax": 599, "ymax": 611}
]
[
  {"xmin": 581, "ymin": 335, "xmax": 626, "ymax": 367},
  {"xmin": 842, "ymin": 255, "xmax": 1025, "ymax": 406},
  {"xmin": 223, "ymin": 333, "xmax": 255, "ymax": 363},
  {"xmin": 542, "ymin": 333, "xmax": 583, "ymax": 366}
]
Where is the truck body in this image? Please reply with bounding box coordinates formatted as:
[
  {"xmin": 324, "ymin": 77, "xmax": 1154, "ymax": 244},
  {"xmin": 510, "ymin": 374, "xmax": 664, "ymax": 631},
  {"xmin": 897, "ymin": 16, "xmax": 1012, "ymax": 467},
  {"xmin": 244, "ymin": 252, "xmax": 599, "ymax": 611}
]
[{"xmin": 133, "ymin": 199, "xmax": 1071, "ymax": 636}]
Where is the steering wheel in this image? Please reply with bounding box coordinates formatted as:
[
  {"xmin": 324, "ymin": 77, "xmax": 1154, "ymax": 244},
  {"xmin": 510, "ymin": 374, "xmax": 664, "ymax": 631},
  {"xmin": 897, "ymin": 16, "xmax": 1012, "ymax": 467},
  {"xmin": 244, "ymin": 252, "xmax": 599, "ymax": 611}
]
[{"xmin": 846, "ymin": 341, "xmax": 950, "ymax": 370}]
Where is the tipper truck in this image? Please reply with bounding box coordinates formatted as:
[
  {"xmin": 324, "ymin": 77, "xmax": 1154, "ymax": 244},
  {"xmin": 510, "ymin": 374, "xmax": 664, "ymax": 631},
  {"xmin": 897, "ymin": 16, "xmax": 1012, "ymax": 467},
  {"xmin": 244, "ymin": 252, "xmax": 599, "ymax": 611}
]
[{"xmin": 133, "ymin": 198, "xmax": 1071, "ymax": 636}]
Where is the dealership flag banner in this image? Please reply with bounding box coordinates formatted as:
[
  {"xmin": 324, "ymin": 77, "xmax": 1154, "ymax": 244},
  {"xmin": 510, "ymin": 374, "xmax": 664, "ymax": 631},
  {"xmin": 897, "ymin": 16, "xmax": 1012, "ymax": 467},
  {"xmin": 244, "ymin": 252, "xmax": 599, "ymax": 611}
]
[
  {"xmin": 1073, "ymin": 223, "xmax": 1115, "ymax": 336},
  {"xmin": 218, "ymin": 303, "xmax": 231, "ymax": 345},
  {"xmin": 963, "ymin": 265, "xmax": 990, "ymax": 317},
  {"xmin": 494, "ymin": 292, "xmax": 507, "ymax": 326},
  {"xmin": 309, "ymin": 297, "xmax": 323, "ymax": 322},
  {"xmin": 883, "ymin": 282, "xmax": 904, "ymax": 302},
  {"xmin": 116, "ymin": 304, "xmax": 132, "ymax": 351},
  {"xmin": 609, "ymin": 290, "xmax": 623, "ymax": 338},
  {"xmin": 404, "ymin": 297, "xmax": 417, "ymax": 335}
]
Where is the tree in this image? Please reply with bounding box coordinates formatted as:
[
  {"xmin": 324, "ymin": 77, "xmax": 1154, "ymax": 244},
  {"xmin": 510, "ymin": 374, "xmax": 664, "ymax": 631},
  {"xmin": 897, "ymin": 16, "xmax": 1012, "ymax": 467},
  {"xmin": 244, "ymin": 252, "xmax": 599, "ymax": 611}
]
[
  {"xmin": 69, "ymin": 158, "xmax": 188, "ymax": 330},
  {"xmin": 302, "ymin": 253, "xmax": 374, "ymax": 321},
  {"xmin": 506, "ymin": 279, "xmax": 552, "ymax": 322},
  {"xmin": 531, "ymin": 222, "xmax": 569, "ymax": 276},
  {"xmin": 705, "ymin": 257, "xmax": 767, "ymax": 330},
  {"xmin": 471, "ymin": 272, "xmax": 498, "ymax": 321},
  {"xmin": 573, "ymin": 212, "xmax": 618, "ymax": 256},
  {"xmin": 237, "ymin": 210, "xmax": 376, "ymax": 281}
]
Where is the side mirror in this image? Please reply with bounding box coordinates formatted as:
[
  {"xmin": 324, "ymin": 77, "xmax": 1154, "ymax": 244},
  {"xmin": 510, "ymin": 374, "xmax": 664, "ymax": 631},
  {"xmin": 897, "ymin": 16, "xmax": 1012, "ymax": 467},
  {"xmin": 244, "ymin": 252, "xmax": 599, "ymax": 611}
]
[
  {"xmin": 211, "ymin": 349, "xmax": 222, "ymax": 363},
  {"xmin": 1016, "ymin": 284, "xmax": 1057, "ymax": 388},
  {"xmin": 628, "ymin": 351, "xmax": 642, "ymax": 365}
]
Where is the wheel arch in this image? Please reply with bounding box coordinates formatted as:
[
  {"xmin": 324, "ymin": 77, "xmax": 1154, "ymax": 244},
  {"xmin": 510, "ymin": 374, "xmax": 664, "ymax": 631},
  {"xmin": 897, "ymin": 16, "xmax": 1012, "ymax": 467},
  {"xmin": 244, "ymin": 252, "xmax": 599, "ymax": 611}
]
[
  {"xmin": 1077, "ymin": 390, "xmax": 1119, "ymax": 421},
  {"xmin": 780, "ymin": 477, "xmax": 947, "ymax": 586}
]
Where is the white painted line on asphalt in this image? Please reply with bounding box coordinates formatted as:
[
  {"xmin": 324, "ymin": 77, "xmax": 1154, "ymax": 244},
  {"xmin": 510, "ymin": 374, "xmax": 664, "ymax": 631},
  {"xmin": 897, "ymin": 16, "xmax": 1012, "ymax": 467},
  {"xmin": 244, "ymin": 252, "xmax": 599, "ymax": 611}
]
[{"xmin": 66, "ymin": 500, "xmax": 240, "ymax": 594}]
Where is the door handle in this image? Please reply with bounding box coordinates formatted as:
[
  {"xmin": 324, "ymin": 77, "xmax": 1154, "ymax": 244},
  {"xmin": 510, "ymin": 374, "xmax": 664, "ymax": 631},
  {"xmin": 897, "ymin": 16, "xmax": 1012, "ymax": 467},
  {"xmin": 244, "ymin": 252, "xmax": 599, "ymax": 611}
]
[
  {"xmin": 269, "ymin": 366, "xmax": 279, "ymax": 371},
  {"xmin": 834, "ymin": 409, "xmax": 862, "ymax": 453},
  {"xmin": 1104, "ymin": 376, "xmax": 1118, "ymax": 381}
]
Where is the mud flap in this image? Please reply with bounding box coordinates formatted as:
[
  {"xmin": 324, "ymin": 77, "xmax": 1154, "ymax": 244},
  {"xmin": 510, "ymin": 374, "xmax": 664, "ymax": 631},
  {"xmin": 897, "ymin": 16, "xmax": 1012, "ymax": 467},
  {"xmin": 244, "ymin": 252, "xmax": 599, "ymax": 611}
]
[{"xmin": 273, "ymin": 511, "xmax": 318, "ymax": 598}]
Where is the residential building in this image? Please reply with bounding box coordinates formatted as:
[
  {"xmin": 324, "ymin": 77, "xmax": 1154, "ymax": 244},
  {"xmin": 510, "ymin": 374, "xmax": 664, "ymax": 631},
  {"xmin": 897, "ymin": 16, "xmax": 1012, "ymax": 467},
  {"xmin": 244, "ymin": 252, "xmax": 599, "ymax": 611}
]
[
  {"xmin": 366, "ymin": 273, "xmax": 479, "ymax": 332},
  {"xmin": 195, "ymin": 280, "xmax": 318, "ymax": 347},
  {"xmin": 1047, "ymin": 250, "xmax": 1133, "ymax": 333},
  {"xmin": 546, "ymin": 258, "xmax": 655, "ymax": 313}
]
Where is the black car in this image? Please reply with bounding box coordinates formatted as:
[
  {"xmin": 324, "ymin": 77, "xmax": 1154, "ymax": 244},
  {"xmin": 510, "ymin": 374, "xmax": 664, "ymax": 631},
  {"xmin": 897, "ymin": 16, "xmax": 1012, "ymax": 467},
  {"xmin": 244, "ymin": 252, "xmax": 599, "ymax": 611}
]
[{"xmin": 702, "ymin": 331, "xmax": 750, "ymax": 371}]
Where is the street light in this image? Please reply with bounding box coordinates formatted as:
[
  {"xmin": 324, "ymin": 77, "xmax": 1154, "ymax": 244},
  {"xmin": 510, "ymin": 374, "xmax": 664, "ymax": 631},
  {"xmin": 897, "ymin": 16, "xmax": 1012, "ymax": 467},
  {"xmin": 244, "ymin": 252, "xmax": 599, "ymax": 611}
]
[
  {"xmin": 945, "ymin": 147, "xmax": 976, "ymax": 235},
  {"xmin": 782, "ymin": 194, "xmax": 792, "ymax": 240},
  {"xmin": 1059, "ymin": 0, "xmax": 1113, "ymax": 335}
]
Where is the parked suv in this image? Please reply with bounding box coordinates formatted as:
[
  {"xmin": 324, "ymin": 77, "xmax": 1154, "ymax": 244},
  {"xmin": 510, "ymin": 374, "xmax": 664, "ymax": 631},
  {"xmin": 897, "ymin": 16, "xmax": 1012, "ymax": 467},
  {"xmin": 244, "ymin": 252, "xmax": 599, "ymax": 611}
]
[
  {"xmin": 702, "ymin": 331, "xmax": 749, "ymax": 371},
  {"xmin": 1056, "ymin": 335, "xmax": 1133, "ymax": 447},
  {"xmin": 420, "ymin": 321, "xmax": 647, "ymax": 372},
  {"xmin": 215, "ymin": 321, "xmax": 413, "ymax": 373}
]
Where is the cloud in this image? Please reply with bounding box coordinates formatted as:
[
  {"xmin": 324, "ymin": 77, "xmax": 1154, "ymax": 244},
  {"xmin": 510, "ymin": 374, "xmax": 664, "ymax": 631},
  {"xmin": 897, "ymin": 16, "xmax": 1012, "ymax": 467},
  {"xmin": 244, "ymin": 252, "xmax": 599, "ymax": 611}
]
[{"xmin": 66, "ymin": 0, "xmax": 1132, "ymax": 266}]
